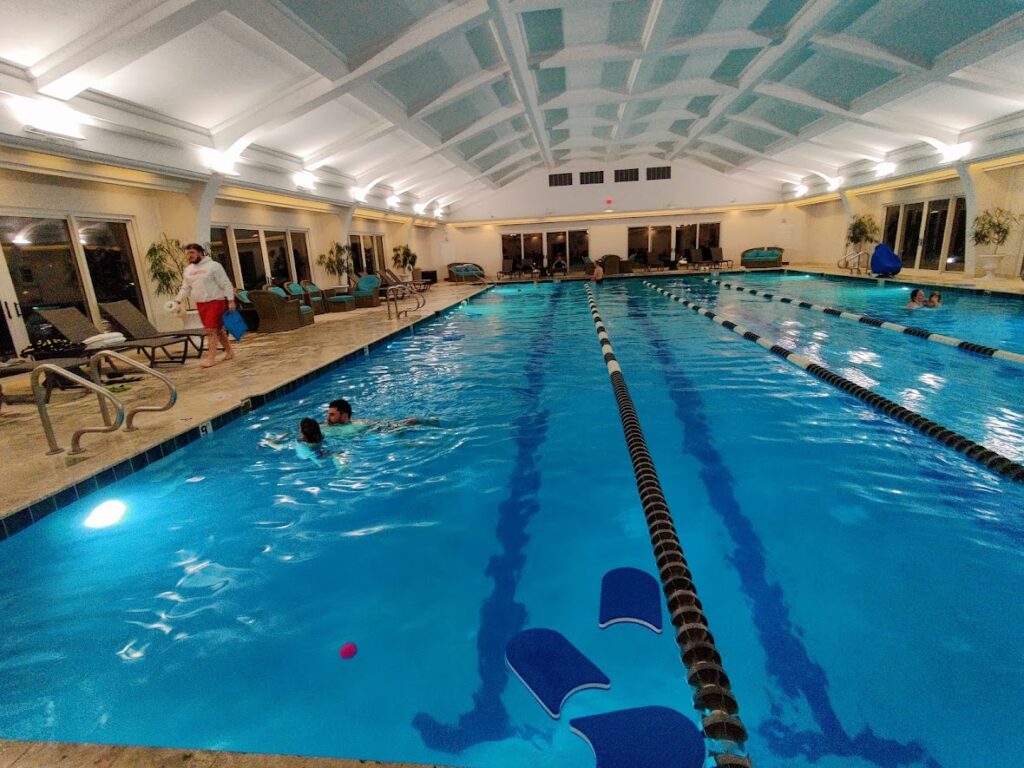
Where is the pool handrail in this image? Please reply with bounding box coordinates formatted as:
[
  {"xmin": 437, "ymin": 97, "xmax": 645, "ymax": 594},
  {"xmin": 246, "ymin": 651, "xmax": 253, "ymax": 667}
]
[{"xmin": 31, "ymin": 364, "xmax": 125, "ymax": 455}]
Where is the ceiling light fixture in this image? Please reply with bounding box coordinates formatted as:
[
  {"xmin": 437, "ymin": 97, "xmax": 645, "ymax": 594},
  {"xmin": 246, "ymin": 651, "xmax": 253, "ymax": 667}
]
[
  {"xmin": 793, "ymin": 184, "xmax": 808, "ymax": 198},
  {"xmin": 826, "ymin": 176, "xmax": 843, "ymax": 192},
  {"xmin": 939, "ymin": 142, "xmax": 971, "ymax": 163},
  {"xmin": 293, "ymin": 170, "xmax": 317, "ymax": 190},
  {"xmin": 875, "ymin": 162, "xmax": 896, "ymax": 177},
  {"xmin": 351, "ymin": 187, "xmax": 367, "ymax": 202},
  {"xmin": 8, "ymin": 95, "xmax": 85, "ymax": 140},
  {"xmin": 386, "ymin": 195, "xmax": 400, "ymax": 208},
  {"xmin": 414, "ymin": 203, "xmax": 427, "ymax": 215}
]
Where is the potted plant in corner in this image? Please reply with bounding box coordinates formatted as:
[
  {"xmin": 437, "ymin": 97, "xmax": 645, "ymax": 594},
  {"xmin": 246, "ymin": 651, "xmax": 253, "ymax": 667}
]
[
  {"xmin": 972, "ymin": 207, "xmax": 1020, "ymax": 280},
  {"xmin": 392, "ymin": 243, "xmax": 417, "ymax": 279},
  {"xmin": 317, "ymin": 241, "xmax": 354, "ymax": 289},
  {"xmin": 145, "ymin": 233, "xmax": 201, "ymax": 329},
  {"xmin": 847, "ymin": 214, "xmax": 879, "ymax": 252}
]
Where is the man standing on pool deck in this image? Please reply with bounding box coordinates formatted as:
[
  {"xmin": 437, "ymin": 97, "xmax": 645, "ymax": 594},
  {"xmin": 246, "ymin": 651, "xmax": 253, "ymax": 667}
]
[{"xmin": 175, "ymin": 243, "xmax": 235, "ymax": 368}]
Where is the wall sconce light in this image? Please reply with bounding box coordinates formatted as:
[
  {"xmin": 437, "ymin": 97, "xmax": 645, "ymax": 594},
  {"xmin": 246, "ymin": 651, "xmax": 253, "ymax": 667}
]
[
  {"xmin": 414, "ymin": 203, "xmax": 428, "ymax": 215},
  {"xmin": 293, "ymin": 170, "xmax": 317, "ymax": 190},
  {"xmin": 793, "ymin": 184, "xmax": 808, "ymax": 198},
  {"xmin": 351, "ymin": 187, "xmax": 367, "ymax": 202},
  {"xmin": 8, "ymin": 95, "xmax": 85, "ymax": 140},
  {"xmin": 386, "ymin": 195, "xmax": 400, "ymax": 208},
  {"xmin": 200, "ymin": 148, "xmax": 240, "ymax": 176},
  {"xmin": 875, "ymin": 162, "xmax": 896, "ymax": 177},
  {"xmin": 939, "ymin": 142, "xmax": 971, "ymax": 163}
]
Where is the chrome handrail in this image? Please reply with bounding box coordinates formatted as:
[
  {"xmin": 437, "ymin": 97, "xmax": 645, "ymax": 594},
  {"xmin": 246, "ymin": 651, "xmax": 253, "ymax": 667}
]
[
  {"xmin": 89, "ymin": 350, "xmax": 177, "ymax": 431},
  {"xmin": 31, "ymin": 364, "xmax": 125, "ymax": 455},
  {"xmin": 838, "ymin": 249, "xmax": 869, "ymax": 274},
  {"xmin": 385, "ymin": 284, "xmax": 424, "ymax": 319}
]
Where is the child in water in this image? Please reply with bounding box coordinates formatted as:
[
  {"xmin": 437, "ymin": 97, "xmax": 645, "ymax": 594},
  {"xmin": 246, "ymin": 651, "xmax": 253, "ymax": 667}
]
[{"xmin": 263, "ymin": 417, "xmax": 345, "ymax": 467}]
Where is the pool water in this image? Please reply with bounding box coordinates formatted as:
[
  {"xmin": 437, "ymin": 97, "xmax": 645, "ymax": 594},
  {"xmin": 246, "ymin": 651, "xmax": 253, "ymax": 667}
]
[{"xmin": 1, "ymin": 279, "xmax": 1022, "ymax": 768}]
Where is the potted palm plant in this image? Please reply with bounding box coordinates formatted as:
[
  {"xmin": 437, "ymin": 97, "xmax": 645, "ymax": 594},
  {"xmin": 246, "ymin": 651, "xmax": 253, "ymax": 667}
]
[
  {"xmin": 972, "ymin": 207, "xmax": 1020, "ymax": 279},
  {"xmin": 392, "ymin": 244, "xmax": 417, "ymax": 278},
  {"xmin": 847, "ymin": 214, "xmax": 879, "ymax": 251},
  {"xmin": 317, "ymin": 241, "xmax": 354, "ymax": 288}
]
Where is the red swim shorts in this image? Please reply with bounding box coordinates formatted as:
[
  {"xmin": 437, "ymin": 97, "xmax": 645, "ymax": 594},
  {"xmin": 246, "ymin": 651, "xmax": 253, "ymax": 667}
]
[{"xmin": 196, "ymin": 299, "xmax": 228, "ymax": 330}]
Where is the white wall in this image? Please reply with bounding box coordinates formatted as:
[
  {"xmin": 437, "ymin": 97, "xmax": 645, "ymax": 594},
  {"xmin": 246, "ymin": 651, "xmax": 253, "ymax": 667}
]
[{"xmin": 450, "ymin": 159, "xmax": 782, "ymax": 221}]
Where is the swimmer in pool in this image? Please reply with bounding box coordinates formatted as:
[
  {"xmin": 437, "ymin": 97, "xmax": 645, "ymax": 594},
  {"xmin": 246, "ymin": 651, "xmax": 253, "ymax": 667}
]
[
  {"xmin": 323, "ymin": 398, "xmax": 438, "ymax": 436},
  {"xmin": 906, "ymin": 288, "xmax": 925, "ymax": 308},
  {"xmin": 926, "ymin": 290, "xmax": 942, "ymax": 307},
  {"xmin": 263, "ymin": 417, "xmax": 344, "ymax": 467}
]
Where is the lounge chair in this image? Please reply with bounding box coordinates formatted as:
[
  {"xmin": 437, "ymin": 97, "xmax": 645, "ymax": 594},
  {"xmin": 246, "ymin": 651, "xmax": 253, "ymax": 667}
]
[
  {"xmin": 498, "ymin": 258, "xmax": 515, "ymax": 280},
  {"xmin": 450, "ymin": 264, "xmax": 486, "ymax": 284},
  {"xmin": 709, "ymin": 247, "xmax": 733, "ymax": 269},
  {"xmin": 249, "ymin": 289, "xmax": 313, "ymax": 332},
  {"xmin": 602, "ymin": 255, "xmax": 621, "ymax": 275},
  {"xmin": 353, "ymin": 274, "xmax": 382, "ymax": 308},
  {"xmin": 645, "ymin": 252, "xmax": 667, "ymax": 271},
  {"xmin": 740, "ymin": 246, "xmax": 784, "ymax": 268},
  {"xmin": 298, "ymin": 280, "xmax": 327, "ymax": 314},
  {"xmin": 1, "ymin": 356, "xmax": 93, "ymax": 407},
  {"xmin": 99, "ymin": 300, "xmax": 206, "ymax": 357},
  {"xmin": 383, "ymin": 268, "xmax": 430, "ymax": 293},
  {"xmin": 266, "ymin": 285, "xmax": 316, "ymax": 322},
  {"xmin": 38, "ymin": 307, "xmax": 188, "ymax": 366},
  {"xmin": 234, "ymin": 289, "xmax": 261, "ymax": 332}
]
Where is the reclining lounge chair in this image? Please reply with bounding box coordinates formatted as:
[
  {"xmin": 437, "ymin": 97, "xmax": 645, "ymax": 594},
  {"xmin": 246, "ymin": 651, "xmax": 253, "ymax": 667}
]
[
  {"xmin": 249, "ymin": 289, "xmax": 313, "ymax": 332},
  {"xmin": 100, "ymin": 300, "xmax": 206, "ymax": 357},
  {"xmin": 39, "ymin": 307, "xmax": 189, "ymax": 366}
]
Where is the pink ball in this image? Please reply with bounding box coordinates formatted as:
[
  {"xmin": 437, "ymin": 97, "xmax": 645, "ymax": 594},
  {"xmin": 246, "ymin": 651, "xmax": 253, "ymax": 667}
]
[{"xmin": 339, "ymin": 642, "xmax": 358, "ymax": 659}]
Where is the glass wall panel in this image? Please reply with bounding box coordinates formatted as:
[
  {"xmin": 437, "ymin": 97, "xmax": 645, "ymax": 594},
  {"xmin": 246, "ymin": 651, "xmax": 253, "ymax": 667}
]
[
  {"xmin": 77, "ymin": 220, "xmax": 145, "ymax": 310},
  {"xmin": 291, "ymin": 232, "xmax": 311, "ymax": 283},
  {"xmin": 568, "ymin": 230, "xmax": 589, "ymax": 271},
  {"xmin": 675, "ymin": 224, "xmax": 697, "ymax": 259},
  {"xmin": 209, "ymin": 227, "xmax": 234, "ymax": 285},
  {"xmin": 234, "ymin": 228, "xmax": 266, "ymax": 290},
  {"xmin": 900, "ymin": 203, "xmax": 924, "ymax": 266},
  {"xmin": 882, "ymin": 206, "xmax": 900, "ymax": 249},
  {"xmin": 265, "ymin": 230, "xmax": 289, "ymax": 285},
  {"xmin": 523, "ymin": 233, "xmax": 543, "ymax": 269},
  {"xmin": 698, "ymin": 222, "xmax": 720, "ymax": 248},
  {"xmin": 651, "ymin": 226, "xmax": 671, "ymax": 266},
  {"xmin": 372, "ymin": 236, "xmax": 384, "ymax": 274},
  {"xmin": 920, "ymin": 199, "xmax": 949, "ymax": 271},
  {"xmin": 946, "ymin": 197, "xmax": 966, "ymax": 272},
  {"xmin": 501, "ymin": 234, "xmax": 523, "ymax": 270},
  {"xmin": 546, "ymin": 232, "xmax": 567, "ymax": 272},
  {"xmin": 0, "ymin": 217, "xmax": 88, "ymax": 347},
  {"xmin": 349, "ymin": 235, "xmax": 364, "ymax": 274},
  {"xmin": 627, "ymin": 226, "xmax": 649, "ymax": 264}
]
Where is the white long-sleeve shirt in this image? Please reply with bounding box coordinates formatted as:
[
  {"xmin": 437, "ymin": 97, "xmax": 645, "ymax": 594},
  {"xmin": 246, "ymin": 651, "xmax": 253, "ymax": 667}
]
[{"xmin": 175, "ymin": 256, "xmax": 234, "ymax": 304}]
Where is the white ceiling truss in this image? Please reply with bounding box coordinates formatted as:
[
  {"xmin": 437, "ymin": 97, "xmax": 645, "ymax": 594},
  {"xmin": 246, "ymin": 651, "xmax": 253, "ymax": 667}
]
[{"xmin": 0, "ymin": 0, "xmax": 1022, "ymax": 213}]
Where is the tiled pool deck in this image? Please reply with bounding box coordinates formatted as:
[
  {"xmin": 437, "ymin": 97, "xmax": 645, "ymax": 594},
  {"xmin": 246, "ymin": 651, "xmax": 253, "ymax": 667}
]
[{"xmin": 1, "ymin": 265, "xmax": 1021, "ymax": 767}]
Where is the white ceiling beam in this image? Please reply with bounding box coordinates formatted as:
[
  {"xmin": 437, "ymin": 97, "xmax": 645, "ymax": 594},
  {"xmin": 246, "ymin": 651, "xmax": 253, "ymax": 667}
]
[
  {"xmin": 410, "ymin": 65, "xmax": 508, "ymax": 118},
  {"xmin": 754, "ymin": 81, "xmax": 959, "ymax": 143},
  {"xmin": 726, "ymin": 113, "xmax": 798, "ymax": 139},
  {"xmin": 661, "ymin": 30, "xmax": 773, "ymax": 55},
  {"xmin": 476, "ymin": 146, "xmax": 540, "ymax": 176},
  {"xmin": 670, "ymin": 0, "xmax": 844, "ymax": 160},
  {"xmin": 303, "ymin": 123, "xmax": 398, "ymax": 170},
  {"xmin": 466, "ymin": 130, "xmax": 532, "ymax": 162},
  {"xmin": 509, "ymin": 0, "xmax": 610, "ymax": 10},
  {"xmin": 638, "ymin": 79, "xmax": 738, "ymax": 100},
  {"xmin": 487, "ymin": 0, "xmax": 554, "ymax": 168},
  {"xmin": 944, "ymin": 73, "xmax": 1024, "ymax": 103},
  {"xmin": 221, "ymin": 0, "xmax": 349, "ymax": 79},
  {"xmin": 32, "ymin": 0, "xmax": 223, "ymax": 100},
  {"xmin": 213, "ymin": 0, "xmax": 490, "ymax": 153},
  {"xmin": 402, "ymin": 166, "xmax": 468, "ymax": 197},
  {"xmin": 540, "ymin": 88, "xmax": 626, "ymax": 110},
  {"xmin": 809, "ymin": 33, "xmax": 929, "ymax": 74},
  {"xmin": 531, "ymin": 43, "xmax": 640, "ymax": 67},
  {"xmin": 613, "ymin": 0, "xmax": 674, "ymax": 141}
]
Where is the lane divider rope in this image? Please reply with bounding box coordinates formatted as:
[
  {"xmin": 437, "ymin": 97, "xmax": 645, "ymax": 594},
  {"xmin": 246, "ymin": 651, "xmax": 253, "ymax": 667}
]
[
  {"xmin": 643, "ymin": 281, "xmax": 1024, "ymax": 483},
  {"xmin": 584, "ymin": 284, "xmax": 753, "ymax": 768},
  {"xmin": 698, "ymin": 276, "xmax": 1024, "ymax": 366}
]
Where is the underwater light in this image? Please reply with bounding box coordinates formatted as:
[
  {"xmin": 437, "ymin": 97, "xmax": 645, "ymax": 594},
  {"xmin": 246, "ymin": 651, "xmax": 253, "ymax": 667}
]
[{"xmin": 85, "ymin": 500, "xmax": 126, "ymax": 528}]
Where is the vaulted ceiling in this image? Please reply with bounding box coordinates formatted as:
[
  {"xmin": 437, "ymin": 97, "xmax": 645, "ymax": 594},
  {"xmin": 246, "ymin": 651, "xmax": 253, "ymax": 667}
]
[{"xmin": 1, "ymin": 0, "xmax": 1023, "ymax": 212}]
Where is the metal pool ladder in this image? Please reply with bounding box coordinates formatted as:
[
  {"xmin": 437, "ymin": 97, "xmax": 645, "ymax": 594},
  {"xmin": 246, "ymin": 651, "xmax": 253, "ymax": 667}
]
[
  {"xmin": 31, "ymin": 350, "xmax": 178, "ymax": 455},
  {"xmin": 837, "ymin": 249, "xmax": 870, "ymax": 274}
]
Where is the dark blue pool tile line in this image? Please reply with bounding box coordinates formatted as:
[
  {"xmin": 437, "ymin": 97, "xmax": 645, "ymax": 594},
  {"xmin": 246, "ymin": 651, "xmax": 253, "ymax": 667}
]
[{"xmin": 0, "ymin": 306, "xmax": 467, "ymax": 543}]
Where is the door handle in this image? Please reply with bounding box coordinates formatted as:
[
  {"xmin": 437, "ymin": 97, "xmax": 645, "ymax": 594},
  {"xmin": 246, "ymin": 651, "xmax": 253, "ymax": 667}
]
[
  {"xmin": 14, "ymin": 302, "xmax": 21, "ymax": 317},
  {"xmin": 3, "ymin": 301, "xmax": 11, "ymax": 319}
]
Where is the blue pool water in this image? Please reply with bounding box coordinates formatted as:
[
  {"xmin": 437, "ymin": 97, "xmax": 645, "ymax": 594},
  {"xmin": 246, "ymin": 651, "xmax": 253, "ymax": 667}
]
[{"xmin": 2, "ymin": 279, "xmax": 1022, "ymax": 768}]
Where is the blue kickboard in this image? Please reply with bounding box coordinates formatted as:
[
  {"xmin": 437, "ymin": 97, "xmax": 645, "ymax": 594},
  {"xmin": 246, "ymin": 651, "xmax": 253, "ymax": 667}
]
[
  {"xmin": 599, "ymin": 567, "xmax": 662, "ymax": 633},
  {"xmin": 222, "ymin": 310, "xmax": 248, "ymax": 341},
  {"xmin": 570, "ymin": 706, "xmax": 706, "ymax": 768},
  {"xmin": 505, "ymin": 628, "xmax": 610, "ymax": 719}
]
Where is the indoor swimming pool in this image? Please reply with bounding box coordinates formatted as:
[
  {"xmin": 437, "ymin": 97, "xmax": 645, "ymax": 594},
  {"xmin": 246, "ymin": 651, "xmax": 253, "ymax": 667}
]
[{"xmin": 1, "ymin": 279, "xmax": 1022, "ymax": 768}]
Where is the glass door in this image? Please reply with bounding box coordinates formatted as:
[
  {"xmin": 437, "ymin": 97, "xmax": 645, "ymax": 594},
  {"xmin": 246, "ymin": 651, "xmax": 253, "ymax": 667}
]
[
  {"xmin": 523, "ymin": 233, "xmax": 543, "ymax": 270},
  {"xmin": 919, "ymin": 200, "xmax": 949, "ymax": 271},
  {"xmin": 651, "ymin": 226, "xmax": 671, "ymax": 267},
  {"xmin": 290, "ymin": 232, "xmax": 311, "ymax": 284},
  {"xmin": 0, "ymin": 253, "xmax": 26, "ymax": 357},
  {"xmin": 265, "ymin": 230, "xmax": 290, "ymax": 286},
  {"xmin": 568, "ymin": 230, "xmax": 588, "ymax": 272},
  {"xmin": 233, "ymin": 228, "xmax": 266, "ymax": 290},
  {"xmin": 76, "ymin": 220, "xmax": 146, "ymax": 310},
  {"xmin": 0, "ymin": 216, "xmax": 89, "ymax": 351},
  {"xmin": 900, "ymin": 203, "xmax": 924, "ymax": 268},
  {"xmin": 546, "ymin": 232, "xmax": 567, "ymax": 272}
]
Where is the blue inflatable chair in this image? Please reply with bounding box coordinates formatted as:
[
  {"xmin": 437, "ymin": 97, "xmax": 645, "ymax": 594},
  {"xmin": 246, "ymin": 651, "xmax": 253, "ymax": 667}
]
[{"xmin": 870, "ymin": 244, "xmax": 902, "ymax": 277}]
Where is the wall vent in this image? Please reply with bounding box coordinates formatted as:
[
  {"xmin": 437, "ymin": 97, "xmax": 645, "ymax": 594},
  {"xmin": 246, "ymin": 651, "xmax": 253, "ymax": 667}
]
[
  {"xmin": 647, "ymin": 166, "xmax": 671, "ymax": 180},
  {"xmin": 615, "ymin": 168, "xmax": 639, "ymax": 182},
  {"xmin": 548, "ymin": 172, "xmax": 572, "ymax": 187},
  {"xmin": 580, "ymin": 171, "xmax": 604, "ymax": 185}
]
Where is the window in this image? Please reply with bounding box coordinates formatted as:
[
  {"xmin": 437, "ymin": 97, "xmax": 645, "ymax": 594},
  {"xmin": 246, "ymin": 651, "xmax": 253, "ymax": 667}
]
[
  {"xmin": 697, "ymin": 222, "xmax": 720, "ymax": 248},
  {"xmin": 548, "ymin": 173, "xmax": 572, "ymax": 187},
  {"xmin": 546, "ymin": 232, "xmax": 567, "ymax": 271},
  {"xmin": 349, "ymin": 235, "xmax": 364, "ymax": 274},
  {"xmin": 920, "ymin": 199, "xmax": 949, "ymax": 271},
  {"xmin": 568, "ymin": 230, "xmax": 589, "ymax": 271},
  {"xmin": 523, "ymin": 232, "xmax": 543, "ymax": 267},
  {"xmin": 675, "ymin": 224, "xmax": 697, "ymax": 257},
  {"xmin": 502, "ymin": 234, "xmax": 523, "ymax": 267},
  {"xmin": 265, "ymin": 230, "xmax": 290, "ymax": 286},
  {"xmin": 615, "ymin": 168, "xmax": 639, "ymax": 182},
  {"xmin": 208, "ymin": 227, "xmax": 234, "ymax": 285},
  {"xmin": 580, "ymin": 171, "xmax": 604, "ymax": 185},
  {"xmin": 647, "ymin": 166, "xmax": 671, "ymax": 180},
  {"xmin": 77, "ymin": 220, "xmax": 145, "ymax": 311},
  {"xmin": 627, "ymin": 227, "xmax": 649, "ymax": 263},
  {"xmin": 900, "ymin": 203, "xmax": 924, "ymax": 267},
  {"xmin": 947, "ymin": 197, "xmax": 966, "ymax": 272},
  {"xmin": 651, "ymin": 226, "xmax": 671, "ymax": 265},
  {"xmin": 882, "ymin": 196, "xmax": 965, "ymax": 271},
  {"xmin": 233, "ymin": 228, "xmax": 266, "ymax": 291},
  {"xmin": 882, "ymin": 206, "xmax": 900, "ymax": 249},
  {"xmin": 291, "ymin": 232, "xmax": 312, "ymax": 283}
]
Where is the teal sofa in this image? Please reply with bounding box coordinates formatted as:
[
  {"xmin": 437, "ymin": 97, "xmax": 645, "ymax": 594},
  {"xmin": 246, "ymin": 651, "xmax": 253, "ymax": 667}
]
[{"xmin": 740, "ymin": 247, "xmax": 784, "ymax": 268}]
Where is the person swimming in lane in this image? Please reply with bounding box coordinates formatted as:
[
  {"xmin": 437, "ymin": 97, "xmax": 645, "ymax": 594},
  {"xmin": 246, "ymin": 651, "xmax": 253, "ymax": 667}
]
[{"xmin": 323, "ymin": 398, "xmax": 438, "ymax": 436}]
